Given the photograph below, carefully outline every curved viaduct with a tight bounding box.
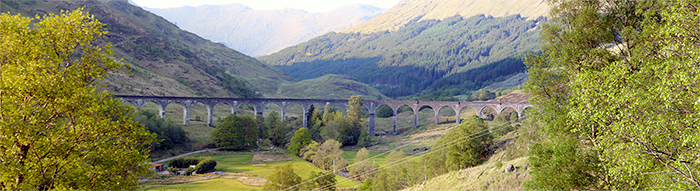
[116,95,533,136]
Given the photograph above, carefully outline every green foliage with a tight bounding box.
[266,14,542,97]
[195,158,217,174]
[0,9,155,190]
[525,0,700,189]
[169,157,200,168]
[349,148,377,181]
[470,89,496,101]
[185,167,195,176]
[428,115,492,172]
[525,136,600,190]
[376,105,394,118]
[211,114,258,151]
[306,171,337,191]
[301,140,348,172]
[357,131,371,148]
[263,163,302,191]
[167,167,178,174]
[267,111,287,146]
[288,128,314,156]
[134,110,189,151]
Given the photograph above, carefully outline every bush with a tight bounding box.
[167,167,178,175]
[185,167,195,176]
[169,157,200,168]
[195,159,217,174]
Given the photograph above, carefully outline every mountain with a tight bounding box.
[1,0,296,98]
[343,0,549,33]
[274,74,390,100]
[147,4,385,57]
[261,14,544,98]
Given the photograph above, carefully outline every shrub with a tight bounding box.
[167,167,178,175]
[195,159,217,174]
[169,157,200,168]
[185,167,195,176]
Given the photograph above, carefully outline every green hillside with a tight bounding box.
[273,74,391,100]
[1,0,295,97]
[261,14,543,97]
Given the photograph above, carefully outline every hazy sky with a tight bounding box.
[130,0,402,12]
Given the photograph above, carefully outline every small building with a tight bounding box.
[150,164,165,172]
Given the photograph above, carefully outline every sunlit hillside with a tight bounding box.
[343,0,549,33]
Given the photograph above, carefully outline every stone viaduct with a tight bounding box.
[116,95,533,136]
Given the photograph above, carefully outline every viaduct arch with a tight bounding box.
[116,95,533,136]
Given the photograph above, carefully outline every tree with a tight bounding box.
[263,163,302,191]
[300,141,320,162]
[306,140,347,172]
[349,148,377,181]
[525,0,700,189]
[211,114,257,150]
[425,115,491,173]
[0,9,155,190]
[267,111,287,146]
[288,128,313,156]
[309,108,323,142]
[308,171,337,191]
[133,110,189,151]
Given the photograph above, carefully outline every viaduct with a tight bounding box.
[116,95,533,136]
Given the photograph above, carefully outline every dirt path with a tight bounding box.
[149,149,214,164]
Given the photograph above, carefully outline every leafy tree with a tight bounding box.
[288,128,313,156]
[134,110,189,151]
[300,141,320,162]
[309,108,323,142]
[425,115,491,173]
[211,114,257,150]
[525,0,700,189]
[304,140,347,172]
[256,115,267,139]
[349,148,377,181]
[263,163,302,191]
[357,131,371,147]
[307,171,337,191]
[0,9,155,190]
[267,111,287,146]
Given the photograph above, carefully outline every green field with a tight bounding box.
[141,150,388,190]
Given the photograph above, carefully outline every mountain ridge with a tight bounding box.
[1,0,295,98]
[147,3,386,56]
[343,0,548,34]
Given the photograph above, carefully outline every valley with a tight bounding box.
[8,0,695,190]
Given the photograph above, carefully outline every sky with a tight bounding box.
[130,0,402,12]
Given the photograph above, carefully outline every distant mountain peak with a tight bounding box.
[148,4,385,56]
[343,0,549,33]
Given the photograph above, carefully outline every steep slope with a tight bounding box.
[344,0,548,33]
[262,14,543,97]
[148,4,385,57]
[1,0,295,97]
[273,74,390,100]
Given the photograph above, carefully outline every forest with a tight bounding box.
[264,14,543,98]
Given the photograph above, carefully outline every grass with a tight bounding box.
[141,151,361,190]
